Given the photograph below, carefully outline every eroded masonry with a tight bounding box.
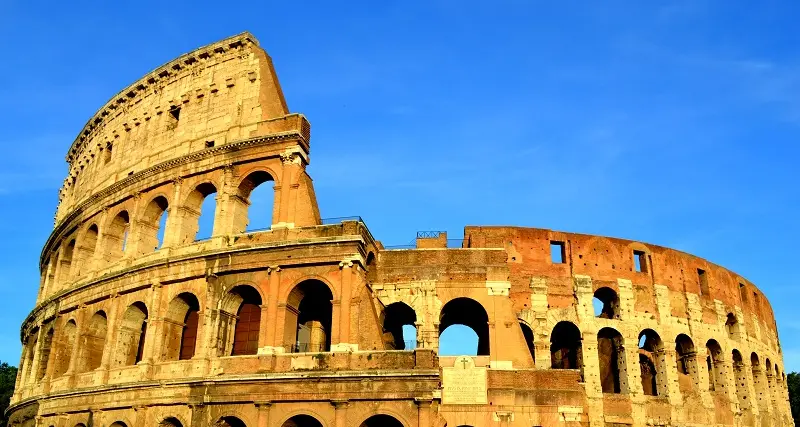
[8,33,793,427]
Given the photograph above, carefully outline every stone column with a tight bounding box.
[331,400,349,427]
[331,259,354,351]
[216,164,238,236]
[141,283,164,369]
[262,266,282,352]
[416,399,432,427]
[255,402,271,427]
[162,178,184,248]
[27,325,47,388]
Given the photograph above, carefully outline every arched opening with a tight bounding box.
[597,327,625,393]
[35,327,54,381]
[112,302,148,367]
[162,293,201,361]
[56,239,76,284]
[75,225,99,276]
[52,319,77,377]
[638,329,664,396]
[751,352,767,410]
[732,349,750,408]
[439,298,489,356]
[109,422,127,427]
[550,321,582,372]
[593,287,619,319]
[765,358,775,404]
[78,311,107,372]
[675,334,698,392]
[365,252,377,284]
[706,339,725,392]
[285,280,333,352]
[22,329,38,384]
[139,196,169,253]
[216,285,263,356]
[159,417,183,427]
[105,211,130,262]
[725,313,739,339]
[383,302,417,350]
[234,171,275,233]
[182,183,217,243]
[281,415,322,427]
[519,321,536,365]
[360,415,404,427]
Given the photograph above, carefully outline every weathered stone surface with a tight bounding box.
[8,33,793,427]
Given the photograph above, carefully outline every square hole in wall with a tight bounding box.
[550,241,565,264]
[698,268,709,296]
[634,250,647,273]
[205,140,215,148]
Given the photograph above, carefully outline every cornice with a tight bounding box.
[66,32,258,164]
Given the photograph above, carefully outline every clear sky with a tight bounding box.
[0,1,798,371]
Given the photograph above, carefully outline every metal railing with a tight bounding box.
[321,216,363,224]
[416,230,445,238]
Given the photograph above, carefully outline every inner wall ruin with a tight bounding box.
[8,32,793,427]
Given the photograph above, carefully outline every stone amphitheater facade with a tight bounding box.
[7,32,793,427]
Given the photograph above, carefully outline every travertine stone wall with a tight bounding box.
[9,33,792,427]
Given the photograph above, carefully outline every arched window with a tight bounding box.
[234,171,275,233]
[162,293,201,361]
[732,349,750,408]
[52,319,77,377]
[78,311,107,372]
[139,196,169,253]
[181,183,217,243]
[105,211,130,262]
[675,334,698,391]
[765,358,775,404]
[360,415,404,427]
[638,329,664,396]
[597,327,625,393]
[217,417,247,427]
[519,321,536,364]
[34,327,54,381]
[551,321,582,372]
[706,339,725,392]
[159,417,183,427]
[365,252,377,284]
[22,329,38,384]
[593,287,619,319]
[725,313,739,339]
[75,225,99,276]
[281,415,322,427]
[439,298,490,356]
[113,302,148,367]
[383,302,417,350]
[109,422,127,427]
[218,285,262,356]
[286,280,333,353]
[751,353,767,410]
[56,240,76,284]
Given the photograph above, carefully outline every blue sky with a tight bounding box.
[0,1,798,371]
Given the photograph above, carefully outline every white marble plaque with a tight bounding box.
[442,356,488,404]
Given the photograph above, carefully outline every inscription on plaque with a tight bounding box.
[442,356,487,405]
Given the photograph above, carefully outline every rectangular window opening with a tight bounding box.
[169,106,181,121]
[698,268,709,296]
[205,140,215,148]
[550,241,566,264]
[634,250,647,273]
[739,282,747,302]
[104,144,113,164]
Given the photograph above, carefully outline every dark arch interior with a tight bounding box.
[160,417,183,427]
[550,321,582,370]
[519,321,535,363]
[218,417,247,427]
[638,329,662,396]
[597,327,623,393]
[360,415,404,427]
[593,287,619,319]
[281,415,323,427]
[288,280,333,352]
[439,297,489,356]
[383,302,417,350]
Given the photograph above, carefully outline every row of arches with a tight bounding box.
[591,288,742,339]
[546,320,788,405]
[19,280,334,387]
[42,170,278,296]
[78,414,405,427]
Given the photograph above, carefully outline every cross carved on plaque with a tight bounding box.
[460,358,470,369]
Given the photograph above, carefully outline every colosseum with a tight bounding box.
[6,32,794,427]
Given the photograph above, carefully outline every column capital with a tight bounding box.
[330,399,350,409]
